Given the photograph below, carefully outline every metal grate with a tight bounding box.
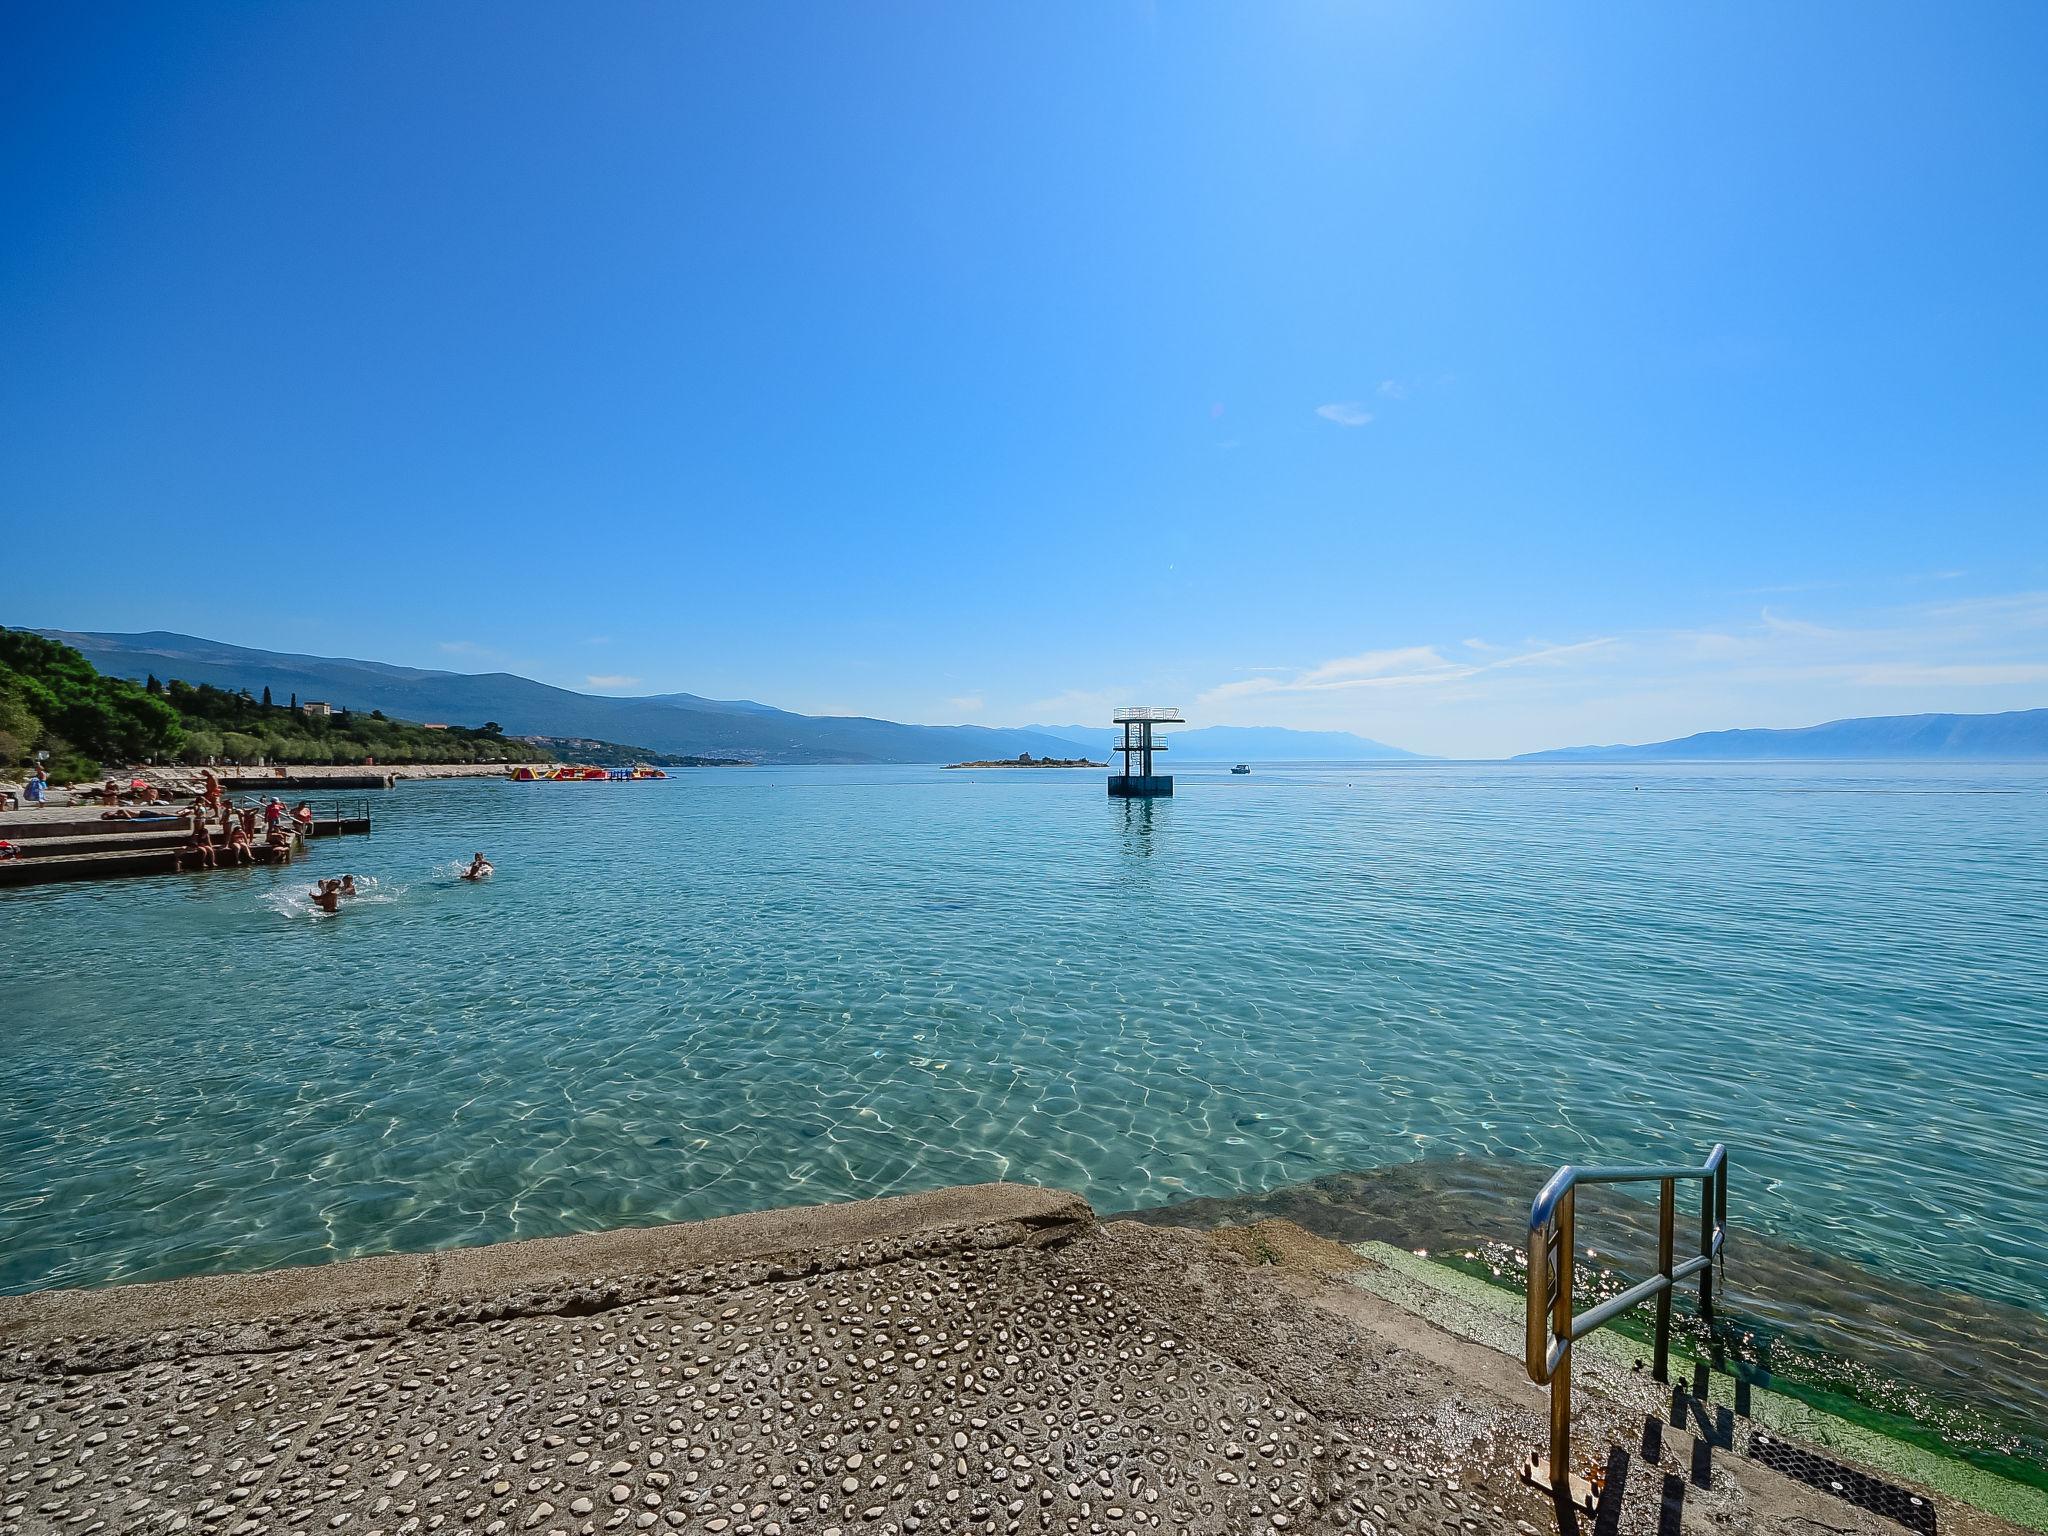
[1749,1431,1936,1535]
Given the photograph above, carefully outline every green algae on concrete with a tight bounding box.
[1350,1241,2048,1534]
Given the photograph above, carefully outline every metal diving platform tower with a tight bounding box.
[1108,707,1180,798]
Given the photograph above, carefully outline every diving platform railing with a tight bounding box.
[1523,1143,1728,1508]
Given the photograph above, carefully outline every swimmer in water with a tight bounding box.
[310,878,341,914]
[461,851,493,881]
[339,874,358,897]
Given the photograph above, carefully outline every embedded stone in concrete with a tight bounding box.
[0,1185,2015,1536]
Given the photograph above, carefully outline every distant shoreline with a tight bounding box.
[942,756,1106,770]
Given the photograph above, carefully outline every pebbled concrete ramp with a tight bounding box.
[0,1185,2029,1536]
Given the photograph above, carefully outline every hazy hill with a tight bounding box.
[1036,724,1422,761]
[1514,708,2048,762]
[38,630,1093,765]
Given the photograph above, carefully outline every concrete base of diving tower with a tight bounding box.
[1107,774,1173,797]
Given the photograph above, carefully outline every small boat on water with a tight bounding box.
[1231,763,1251,775]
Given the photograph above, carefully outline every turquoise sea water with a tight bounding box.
[3,763,2044,1333]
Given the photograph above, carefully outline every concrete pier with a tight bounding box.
[0,816,367,887]
[0,1184,2022,1536]
[216,772,398,791]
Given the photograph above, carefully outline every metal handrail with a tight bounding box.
[1523,1144,1727,1506]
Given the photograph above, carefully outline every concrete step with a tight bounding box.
[0,812,192,840]
[6,828,196,856]
[0,841,298,886]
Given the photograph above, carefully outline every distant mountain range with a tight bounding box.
[39,631,1092,765]
[1035,724,1420,761]
[41,630,2038,764]
[1514,708,2048,762]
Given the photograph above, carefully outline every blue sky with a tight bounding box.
[5,2,2044,757]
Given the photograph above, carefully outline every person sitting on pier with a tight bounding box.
[238,804,258,839]
[263,822,291,862]
[226,819,255,865]
[292,800,315,838]
[310,878,341,914]
[179,820,218,871]
[461,851,494,881]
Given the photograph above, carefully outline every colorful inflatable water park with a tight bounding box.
[510,765,668,782]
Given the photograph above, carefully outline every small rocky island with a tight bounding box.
[943,752,1106,769]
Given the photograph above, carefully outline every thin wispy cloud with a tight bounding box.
[438,640,490,656]
[947,693,985,714]
[1376,379,1408,399]
[1314,401,1373,427]
[584,674,641,691]
[1794,662,2048,687]
[1202,639,1613,704]
[1920,590,2048,625]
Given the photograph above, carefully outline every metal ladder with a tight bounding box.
[1523,1144,1729,1508]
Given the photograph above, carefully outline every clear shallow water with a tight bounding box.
[2,763,2044,1332]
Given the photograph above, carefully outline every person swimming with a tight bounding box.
[338,874,358,897]
[461,852,494,881]
[310,878,341,914]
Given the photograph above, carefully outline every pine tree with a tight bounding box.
[290,692,298,711]
[262,686,273,708]
[146,674,161,694]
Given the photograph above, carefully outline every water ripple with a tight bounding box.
[1,761,2043,1349]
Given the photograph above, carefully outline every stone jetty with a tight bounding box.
[0,810,368,887]
[0,1185,2029,1536]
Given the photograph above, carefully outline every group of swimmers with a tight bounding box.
[309,874,361,913]
[305,854,490,914]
